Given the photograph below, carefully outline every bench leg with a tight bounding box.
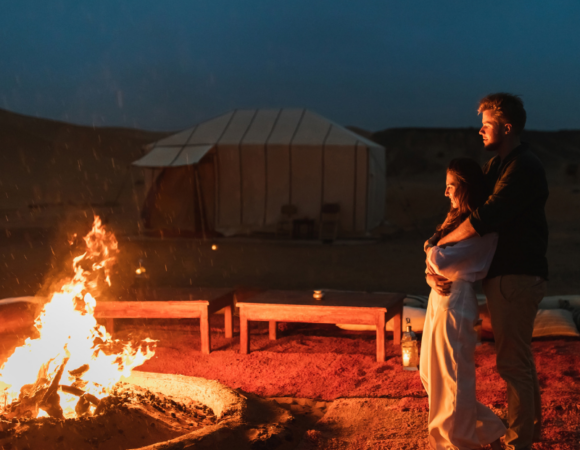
[393,305,402,350]
[240,310,249,354]
[200,309,211,354]
[224,304,233,339]
[376,312,386,362]
[269,321,278,340]
[106,318,115,336]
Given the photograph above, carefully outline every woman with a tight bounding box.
[421,158,505,450]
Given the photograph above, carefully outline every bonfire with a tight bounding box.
[0,216,156,420]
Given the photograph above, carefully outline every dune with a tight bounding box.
[0,108,169,231]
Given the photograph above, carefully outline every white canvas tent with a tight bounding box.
[133,109,386,236]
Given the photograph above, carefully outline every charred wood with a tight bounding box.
[59,386,99,406]
[39,391,63,420]
[75,395,92,417]
[68,364,89,378]
[38,357,68,419]
[60,385,85,397]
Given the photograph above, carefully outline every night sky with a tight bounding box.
[1,1,579,132]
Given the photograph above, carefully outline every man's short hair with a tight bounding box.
[478,93,526,135]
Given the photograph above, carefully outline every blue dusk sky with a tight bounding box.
[1,1,579,131]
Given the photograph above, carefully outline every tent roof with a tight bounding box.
[133,109,383,168]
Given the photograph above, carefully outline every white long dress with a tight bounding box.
[420,234,506,450]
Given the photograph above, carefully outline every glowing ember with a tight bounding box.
[0,216,156,419]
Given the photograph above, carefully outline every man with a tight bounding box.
[435,93,549,450]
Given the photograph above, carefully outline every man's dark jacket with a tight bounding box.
[469,143,549,280]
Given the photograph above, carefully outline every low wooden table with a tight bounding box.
[94,287,234,354]
[237,290,405,362]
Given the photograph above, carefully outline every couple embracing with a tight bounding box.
[421,93,548,450]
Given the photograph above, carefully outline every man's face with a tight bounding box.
[479,110,505,152]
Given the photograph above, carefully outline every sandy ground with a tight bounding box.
[112,320,580,449]
[4,315,580,449]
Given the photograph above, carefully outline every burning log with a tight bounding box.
[82,393,100,406]
[60,385,100,405]
[75,395,92,416]
[4,358,70,420]
[4,394,40,419]
[59,384,101,417]
[39,391,63,419]
[4,363,50,419]
[38,357,69,420]
[60,385,85,397]
[68,364,89,378]
[68,364,91,391]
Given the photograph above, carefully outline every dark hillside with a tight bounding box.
[0,108,169,213]
[372,127,580,183]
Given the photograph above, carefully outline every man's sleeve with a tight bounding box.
[469,158,538,236]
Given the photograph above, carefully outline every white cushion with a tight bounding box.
[480,304,579,338]
[0,296,42,307]
[533,309,580,338]
[403,295,428,309]
[539,295,580,310]
[336,306,426,333]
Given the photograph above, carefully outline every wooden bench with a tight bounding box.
[237,290,405,362]
[94,287,234,354]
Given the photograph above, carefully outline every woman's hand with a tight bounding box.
[425,273,452,296]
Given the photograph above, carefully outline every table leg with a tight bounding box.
[240,309,249,354]
[376,311,386,362]
[269,321,278,340]
[393,304,402,349]
[200,308,211,354]
[224,304,233,339]
[106,318,115,336]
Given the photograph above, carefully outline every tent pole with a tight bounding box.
[194,166,207,240]
[190,166,196,235]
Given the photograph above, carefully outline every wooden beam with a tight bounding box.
[194,166,207,240]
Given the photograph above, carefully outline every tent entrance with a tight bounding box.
[141,161,217,238]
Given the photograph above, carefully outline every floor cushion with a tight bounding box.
[336,306,426,333]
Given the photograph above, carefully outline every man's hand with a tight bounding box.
[437,218,478,247]
[424,232,440,253]
[426,273,452,296]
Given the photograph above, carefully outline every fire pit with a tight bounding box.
[0,217,298,449]
[0,217,156,421]
[0,371,249,450]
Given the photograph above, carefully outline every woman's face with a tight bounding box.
[445,171,458,209]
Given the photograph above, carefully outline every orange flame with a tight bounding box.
[0,216,155,418]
